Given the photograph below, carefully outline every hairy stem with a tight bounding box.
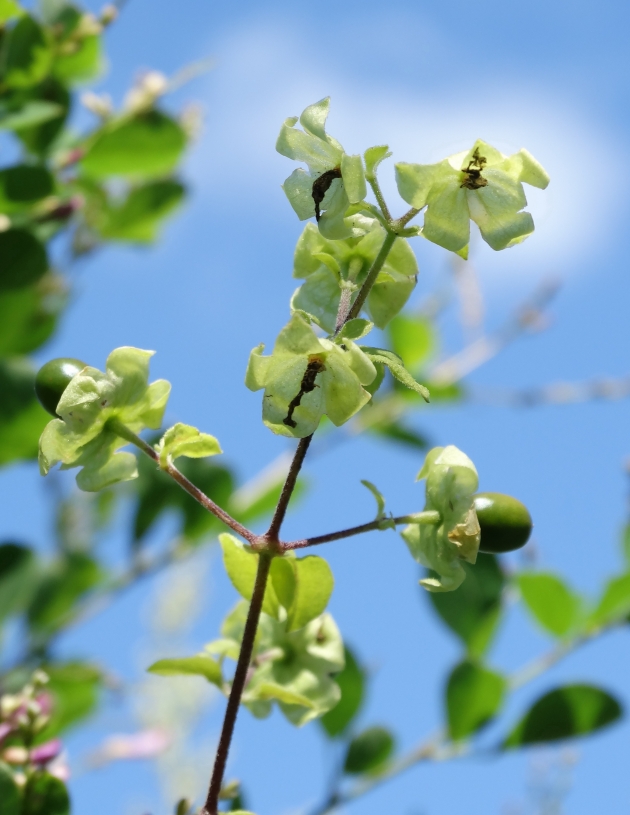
[283,510,440,550]
[202,553,272,815]
[367,176,392,221]
[108,419,255,542]
[347,231,397,321]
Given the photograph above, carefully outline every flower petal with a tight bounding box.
[422,180,470,252]
[395,159,456,209]
[500,148,550,189]
[340,153,366,203]
[467,169,532,250]
[282,168,317,220]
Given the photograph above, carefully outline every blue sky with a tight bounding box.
[3,0,630,813]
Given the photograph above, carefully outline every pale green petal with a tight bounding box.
[385,235,419,278]
[292,222,333,278]
[318,183,352,240]
[291,269,340,334]
[368,269,416,329]
[76,450,138,491]
[302,613,345,670]
[500,148,549,189]
[323,341,376,387]
[56,368,111,431]
[456,139,505,169]
[134,379,171,429]
[106,346,153,405]
[283,168,317,220]
[245,344,271,391]
[158,422,222,466]
[422,180,470,252]
[263,356,325,438]
[467,169,531,251]
[395,159,456,209]
[273,312,323,357]
[320,351,372,426]
[276,117,341,172]
[364,145,391,180]
[299,97,331,142]
[341,153,367,204]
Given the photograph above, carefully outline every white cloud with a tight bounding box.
[188,17,624,286]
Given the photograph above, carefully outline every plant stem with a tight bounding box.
[283,511,440,550]
[107,419,255,543]
[265,434,313,542]
[202,553,273,815]
[347,231,397,321]
[367,176,392,222]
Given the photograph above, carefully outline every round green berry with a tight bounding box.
[35,358,87,417]
[474,492,532,554]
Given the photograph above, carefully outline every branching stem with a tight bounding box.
[347,231,397,321]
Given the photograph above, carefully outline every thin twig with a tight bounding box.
[265,435,313,542]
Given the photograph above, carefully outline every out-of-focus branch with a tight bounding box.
[468,376,630,408]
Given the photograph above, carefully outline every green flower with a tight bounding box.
[38,347,170,491]
[245,312,376,438]
[276,97,367,240]
[401,445,481,592]
[207,600,344,727]
[395,140,549,255]
[291,220,417,332]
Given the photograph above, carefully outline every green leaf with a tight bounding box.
[336,318,373,342]
[53,32,102,84]
[0,165,54,211]
[369,420,429,451]
[388,314,435,370]
[220,534,280,619]
[87,179,186,243]
[81,111,187,179]
[516,572,582,637]
[360,346,430,401]
[0,0,22,24]
[320,646,365,737]
[589,572,630,627]
[0,357,49,466]
[284,555,334,632]
[3,15,53,88]
[0,275,64,356]
[158,422,222,467]
[344,726,395,775]
[40,662,102,739]
[148,655,222,688]
[0,542,37,621]
[21,772,69,815]
[27,553,103,633]
[504,685,622,747]
[0,100,63,131]
[427,554,505,657]
[446,660,506,740]
[14,80,69,154]
[0,762,21,815]
[364,145,392,180]
[0,230,48,291]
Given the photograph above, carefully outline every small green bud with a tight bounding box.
[35,358,87,417]
[474,492,533,553]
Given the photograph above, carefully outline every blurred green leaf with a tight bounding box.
[0,274,65,356]
[344,726,395,775]
[0,761,21,815]
[369,419,429,451]
[15,79,70,154]
[81,111,187,179]
[3,15,53,89]
[0,100,63,131]
[92,180,186,243]
[516,572,582,637]
[0,165,54,211]
[230,473,307,527]
[446,660,506,741]
[27,553,103,633]
[148,655,222,688]
[22,772,69,815]
[388,314,434,370]
[0,229,48,291]
[0,0,22,24]
[53,12,102,85]
[320,646,365,737]
[589,572,630,627]
[0,542,38,620]
[40,661,102,739]
[427,554,504,657]
[0,357,50,465]
[504,684,622,747]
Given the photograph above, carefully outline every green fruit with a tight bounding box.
[35,357,87,417]
[474,492,532,554]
